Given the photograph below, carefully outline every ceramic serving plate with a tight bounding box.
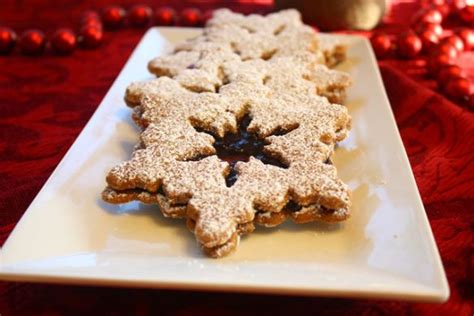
[0,27,449,302]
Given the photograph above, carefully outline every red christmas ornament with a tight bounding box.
[397,31,422,58]
[0,27,17,54]
[370,33,392,58]
[128,5,153,27]
[102,5,126,29]
[154,6,176,26]
[435,42,460,59]
[416,22,443,37]
[418,8,443,24]
[451,0,467,11]
[441,35,465,52]
[19,29,46,55]
[459,5,474,23]
[445,77,471,100]
[457,28,474,50]
[427,53,455,74]
[436,65,463,84]
[419,29,439,51]
[180,8,202,26]
[78,25,103,48]
[52,28,76,54]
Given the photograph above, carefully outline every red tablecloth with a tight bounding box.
[0,1,473,315]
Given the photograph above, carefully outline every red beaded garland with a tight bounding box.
[445,77,471,100]
[397,31,422,58]
[457,28,474,50]
[419,29,440,50]
[128,5,153,27]
[102,6,126,29]
[0,27,17,54]
[154,6,176,26]
[78,25,103,48]
[370,33,392,58]
[52,29,77,54]
[180,8,202,27]
[19,29,46,55]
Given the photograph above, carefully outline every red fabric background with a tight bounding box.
[0,1,473,315]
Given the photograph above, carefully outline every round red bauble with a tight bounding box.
[435,42,460,59]
[418,8,443,24]
[78,25,103,48]
[451,0,467,11]
[427,53,455,74]
[457,28,474,50]
[180,8,202,26]
[128,5,152,27]
[154,6,176,26]
[460,5,474,23]
[52,28,76,54]
[445,77,471,100]
[437,65,463,84]
[19,29,46,55]
[419,29,439,51]
[80,10,101,27]
[416,22,443,37]
[370,33,392,58]
[441,35,465,52]
[102,5,125,29]
[0,27,17,54]
[397,32,422,58]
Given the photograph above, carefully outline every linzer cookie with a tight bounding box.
[105,65,350,255]
[173,9,319,61]
[147,9,351,103]
[103,9,353,258]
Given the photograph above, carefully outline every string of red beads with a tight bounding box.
[0,6,203,56]
[370,0,474,109]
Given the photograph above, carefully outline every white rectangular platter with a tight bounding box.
[0,27,449,302]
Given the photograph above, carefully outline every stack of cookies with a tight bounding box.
[103,9,353,258]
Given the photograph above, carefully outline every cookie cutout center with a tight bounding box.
[196,115,288,187]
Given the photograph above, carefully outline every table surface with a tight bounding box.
[0,1,473,315]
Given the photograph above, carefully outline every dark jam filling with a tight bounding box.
[194,115,332,187]
[213,115,288,187]
[194,115,287,187]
